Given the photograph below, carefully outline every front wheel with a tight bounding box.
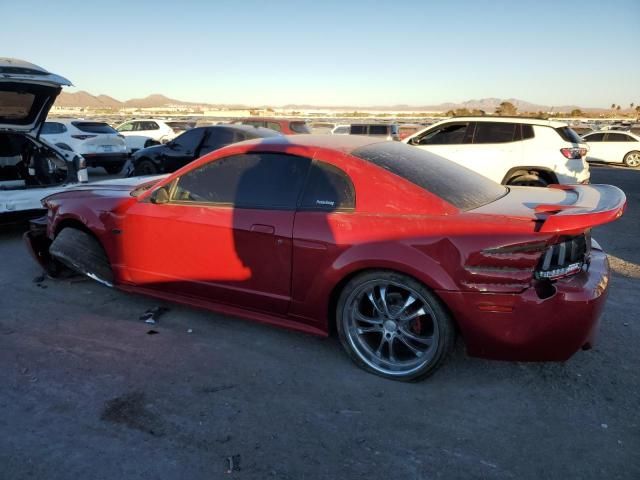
[134,159,158,176]
[623,151,640,168]
[336,271,455,381]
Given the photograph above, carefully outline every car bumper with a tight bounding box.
[437,243,610,361]
[82,153,129,167]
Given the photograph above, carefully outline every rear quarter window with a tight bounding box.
[352,141,507,211]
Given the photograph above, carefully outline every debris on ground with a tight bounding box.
[225,454,241,473]
[139,306,170,324]
[146,329,159,335]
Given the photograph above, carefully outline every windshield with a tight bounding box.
[352,141,507,211]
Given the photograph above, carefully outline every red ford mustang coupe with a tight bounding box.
[25,135,625,381]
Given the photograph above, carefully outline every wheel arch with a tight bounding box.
[501,166,558,185]
[326,262,457,337]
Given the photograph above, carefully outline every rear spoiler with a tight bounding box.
[535,184,626,233]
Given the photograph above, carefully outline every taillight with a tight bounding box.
[560,147,587,159]
[535,233,590,280]
[71,134,97,140]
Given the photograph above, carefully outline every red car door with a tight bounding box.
[119,152,312,315]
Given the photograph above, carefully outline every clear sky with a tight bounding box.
[1,0,638,107]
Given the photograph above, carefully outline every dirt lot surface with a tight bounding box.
[1,165,638,479]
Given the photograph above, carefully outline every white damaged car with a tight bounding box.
[0,58,87,219]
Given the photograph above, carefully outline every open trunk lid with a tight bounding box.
[0,58,71,135]
[471,184,626,234]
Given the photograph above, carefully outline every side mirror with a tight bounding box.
[150,187,170,204]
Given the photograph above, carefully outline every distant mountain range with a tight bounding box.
[55,91,613,113]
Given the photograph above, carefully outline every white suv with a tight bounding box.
[404,117,590,186]
[41,119,128,174]
[115,119,176,153]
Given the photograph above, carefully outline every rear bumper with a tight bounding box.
[82,153,128,167]
[437,247,610,361]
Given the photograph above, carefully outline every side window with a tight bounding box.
[145,121,160,130]
[472,122,518,144]
[172,153,311,209]
[369,125,388,135]
[350,125,366,135]
[200,128,235,152]
[266,121,282,132]
[416,123,470,145]
[605,133,630,142]
[244,121,263,128]
[300,161,355,211]
[521,124,535,140]
[172,128,205,150]
[41,122,67,134]
[133,122,145,131]
[117,122,134,132]
[606,133,636,142]
[585,133,604,142]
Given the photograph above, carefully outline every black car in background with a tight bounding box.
[126,125,281,176]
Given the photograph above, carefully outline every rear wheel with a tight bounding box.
[507,173,548,187]
[49,228,114,287]
[134,159,158,176]
[623,151,640,168]
[336,271,455,381]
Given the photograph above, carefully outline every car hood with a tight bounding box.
[132,144,165,158]
[0,58,72,135]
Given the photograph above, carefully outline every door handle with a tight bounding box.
[250,224,275,235]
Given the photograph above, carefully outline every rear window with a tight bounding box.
[290,121,311,134]
[72,122,117,134]
[352,141,507,211]
[0,83,57,125]
[555,127,583,144]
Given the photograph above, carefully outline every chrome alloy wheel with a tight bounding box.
[624,152,640,168]
[342,280,439,377]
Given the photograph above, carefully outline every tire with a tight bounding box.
[104,164,123,175]
[134,159,158,176]
[336,270,455,381]
[623,151,640,168]
[49,228,114,287]
[506,173,548,187]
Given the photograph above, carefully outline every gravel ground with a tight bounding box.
[0,165,638,480]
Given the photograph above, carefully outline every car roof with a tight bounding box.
[234,134,386,153]
[586,130,640,138]
[433,116,569,128]
[45,118,110,125]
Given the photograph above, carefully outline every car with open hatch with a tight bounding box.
[25,136,625,381]
[0,58,87,220]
